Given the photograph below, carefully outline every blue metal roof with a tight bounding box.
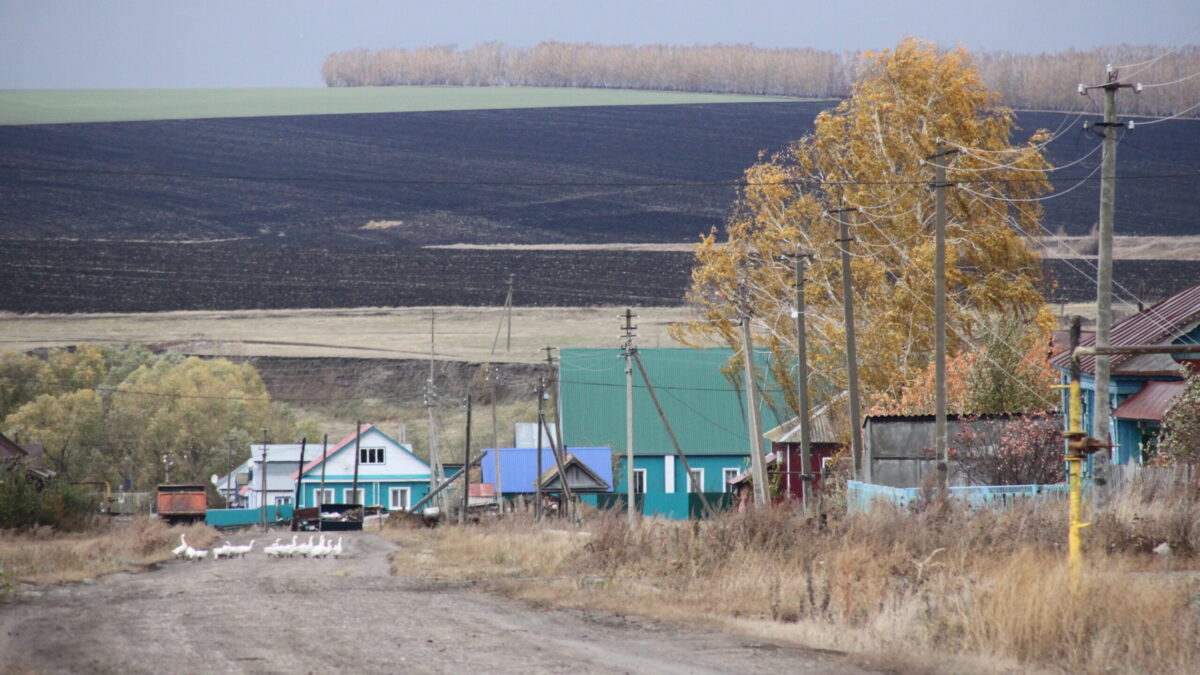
[480,447,613,494]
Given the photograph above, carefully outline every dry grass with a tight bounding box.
[388,484,1200,674]
[0,517,218,586]
[1035,235,1200,260]
[0,305,702,363]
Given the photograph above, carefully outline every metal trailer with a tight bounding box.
[155,484,207,525]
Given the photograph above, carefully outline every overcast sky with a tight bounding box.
[2,0,1197,89]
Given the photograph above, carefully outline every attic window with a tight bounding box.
[360,447,385,465]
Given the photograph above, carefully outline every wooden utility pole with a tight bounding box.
[461,396,472,524]
[539,412,574,519]
[292,437,307,517]
[226,437,235,508]
[632,352,715,518]
[737,292,770,507]
[543,346,574,519]
[834,204,864,480]
[929,141,957,497]
[535,377,545,520]
[318,434,328,529]
[1081,66,1139,493]
[351,420,362,507]
[491,274,515,354]
[621,309,638,522]
[490,366,502,511]
[787,247,814,509]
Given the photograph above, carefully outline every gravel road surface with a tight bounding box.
[0,532,878,674]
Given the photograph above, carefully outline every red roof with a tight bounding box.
[291,424,373,480]
[1112,381,1186,421]
[1051,282,1200,374]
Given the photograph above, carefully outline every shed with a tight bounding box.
[536,454,612,494]
[480,447,613,495]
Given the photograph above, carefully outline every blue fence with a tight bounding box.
[206,505,294,528]
[846,481,1069,513]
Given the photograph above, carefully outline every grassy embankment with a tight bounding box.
[0,518,218,591]
[0,87,792,126]
[387,478,1200,673]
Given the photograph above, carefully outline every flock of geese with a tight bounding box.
[171,533,345,561]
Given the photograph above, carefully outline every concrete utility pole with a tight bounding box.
[490,366,502,512]
[535,377,545,520]
[491,274,515,354]
[426,311,446,513]
[786,247,815,509]
[833,204,864,480]
[929,141,957,498]
[259,429,269,528]
[1081,66,1140,493]
[737,280,770,507]
[621,309,638,523]
[461,396,472,524]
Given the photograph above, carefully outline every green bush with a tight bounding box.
[0,467,93,531]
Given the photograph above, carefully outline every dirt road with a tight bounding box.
[1,532,877,674]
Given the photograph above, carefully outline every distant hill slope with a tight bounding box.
[1,103,1196,244]
[0,87,792,125]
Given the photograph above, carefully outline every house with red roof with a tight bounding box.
[294,423,433,512]
[1050,282,1200,465]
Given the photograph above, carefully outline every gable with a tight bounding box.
[299,425,429,479]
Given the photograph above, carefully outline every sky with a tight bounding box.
[1,0,1197,89]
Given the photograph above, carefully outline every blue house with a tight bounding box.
[1050,282,1200,465]
[480,447,613,503]
[294,424,433,512]
[559,347,791,519]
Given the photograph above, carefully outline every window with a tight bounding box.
[631,469,647,495]
[360,447,385,464]
[314,488,334,506]
[274,496,291,506]
[389,487,410,510]
[723,468,740,493]
[687,468,705,494]
[344,488,364,505]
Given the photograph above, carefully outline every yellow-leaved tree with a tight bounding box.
[671,39,1057,414]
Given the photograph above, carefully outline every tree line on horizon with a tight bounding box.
[321,41,1200,118]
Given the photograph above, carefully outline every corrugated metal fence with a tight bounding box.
[846,481,1069,513]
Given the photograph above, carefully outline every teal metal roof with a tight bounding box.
[560,348,792,456]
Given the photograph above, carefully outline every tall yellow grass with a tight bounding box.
[389,484,1200,673]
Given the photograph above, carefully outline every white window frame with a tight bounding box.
[687,467,705,494]
[389,487,411,510]
[344,488,364,505]
[274,495,292,506]
[360,447,385,465]
[723,468,740,493]
[631,468,647,495]
[314,488,334,506]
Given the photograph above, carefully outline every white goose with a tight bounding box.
[263,538,284,559]
[233,539,256,558]
[213,540,234,560]
[278,535,299,558]
[310,535,329,558]
[185,545,208,561]
[171,534,189,558]
[331,537,344,559]
[293,535,315,558]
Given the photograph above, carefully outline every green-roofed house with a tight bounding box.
[559,347,792,519]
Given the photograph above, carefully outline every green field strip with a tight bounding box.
[0,87,799,125]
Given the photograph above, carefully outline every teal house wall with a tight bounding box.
[295,424,434,512]
[561,347,790,519]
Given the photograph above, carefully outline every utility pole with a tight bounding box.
[621,309,638,523]
[786,247,814,509]
[490,366,502,512]
[491,274,515,354]
[226,437,235,508]
[426,310,446,513]
[543,346,573,519]
[535,377,545,520]
[351,420,361,507]
[461,396,472,524]
[929,141,957,498]
[833,203,864,480]
[259,428,269,528]
[737,280,769,507]
[1081,66,1140,494]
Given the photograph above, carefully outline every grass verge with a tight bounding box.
[0,517,218,589]
[386,481,1200,674]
